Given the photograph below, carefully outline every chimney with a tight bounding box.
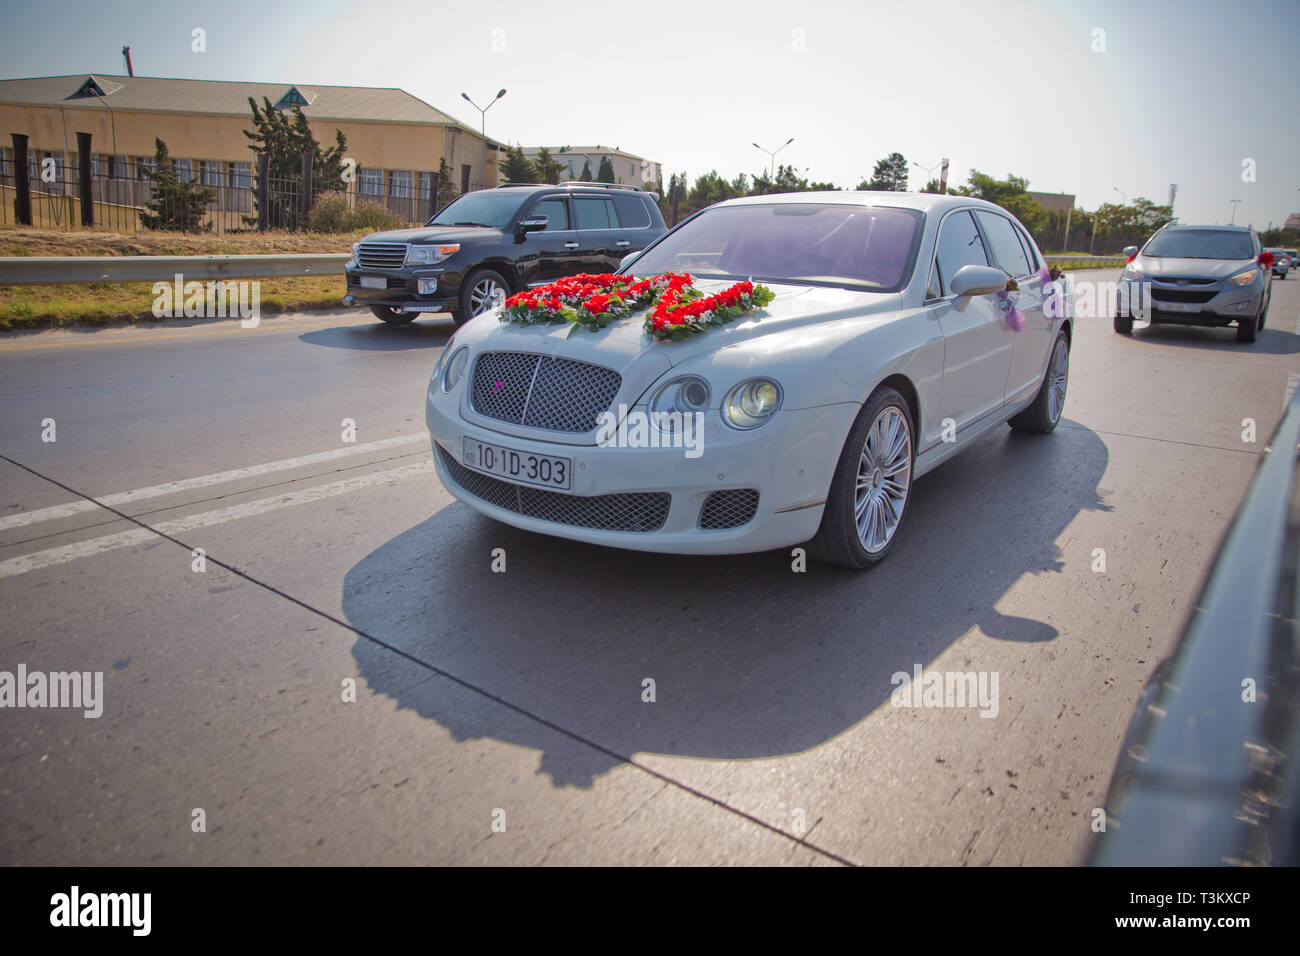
[122,46,133,77]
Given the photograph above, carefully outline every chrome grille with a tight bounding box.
[699,489,760,529]
[471,351,621,434]
[439,448,669,532]
[357,241,408,271]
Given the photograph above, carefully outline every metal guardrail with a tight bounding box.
[1043,254,1126,267]
[0,254,350,286]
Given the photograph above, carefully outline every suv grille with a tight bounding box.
[357,241,408,271]
[471,352,622,433]
[699,489,760,529]
[438,447,669,532]
[1151,288,1217,304]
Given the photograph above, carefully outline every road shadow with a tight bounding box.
[343,418,1111,787]
[300,315,455,351]
[1130,324,1300,355]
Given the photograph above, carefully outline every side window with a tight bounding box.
[1014,223,1041,271]
[934,211,990,296]
[975,211,1032,277]
[575,197,615,229]
[531,197,569,230]
[611,194,651,228]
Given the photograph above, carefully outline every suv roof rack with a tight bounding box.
[555,181,646,192]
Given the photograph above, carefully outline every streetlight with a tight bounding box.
[910,157,949,192]
[461,88,506,189]
[1229,199,1242,225]
[911,159,941,190]
[1112,186,1127,204]
[753,137,793,179]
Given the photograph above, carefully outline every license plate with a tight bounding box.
[1160,301,1201,313]
[462,437,571,491]
[360,275,386,290]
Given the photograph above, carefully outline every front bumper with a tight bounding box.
[343,261,462,312]
[425,381,859,555]
[1117,277,1262,326]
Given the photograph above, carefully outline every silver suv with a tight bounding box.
[1115,225,1272,343]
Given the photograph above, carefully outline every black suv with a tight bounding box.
[343,182,667,325]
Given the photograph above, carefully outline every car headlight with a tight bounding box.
[1121,265,1144,280]
[723,378,782,429]
[406,244,460,266]
[440,347,469,392]
[649,376,711,422]
[349,242,360,266]
[1227,269,1257,286]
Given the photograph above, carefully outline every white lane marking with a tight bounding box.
[1294,312,1300,335]
[0,433,427,531]
[0,458,432,579]
[1285,373,1300,410]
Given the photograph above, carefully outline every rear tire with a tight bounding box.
[1009,330,1070,433]
[808,386,914,569]
[1114,311,1133,335]
[370,305,414,325]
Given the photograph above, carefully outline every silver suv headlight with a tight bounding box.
[349,242,360,267]
[406,244,460,266]
[723,378,782,429]
[1227,269,1257,286]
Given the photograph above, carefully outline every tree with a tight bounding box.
[498,145,536,184]
[435,156,458,210]
[597,156,616,183]
[532,147,564,185]
[859,152,908,191]
[139,138,215,232]
[579,160,593,182]
[243,97,347,230]
[920,178,945,194]
[954,169,1048,233]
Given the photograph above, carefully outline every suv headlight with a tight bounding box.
[349,242,360,267]
[440,347,469,392]
[1227,269,1257,286]
[1121,264,1144,280]
[724,378,782,429]
[407,244,460,266]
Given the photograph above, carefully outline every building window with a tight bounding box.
[137,155,156,180]
[175,159,194,183]
[359,167,382,196]
[390,169,414,198]
[230,162,251,189]
[630,161,635,178]
[460,164,471,194]
[418,172,432,200]
[200,160,223,187]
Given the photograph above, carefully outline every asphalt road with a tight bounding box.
[2,270,1297,865]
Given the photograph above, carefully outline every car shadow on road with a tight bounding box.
[1128,324,1300,355]
[299,316,455,351]
[342,418,1111,787]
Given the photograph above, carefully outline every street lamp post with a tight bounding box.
[1229,199,1242,225]
[461,88,506,190]
[909,157,949,193]
[753,138,793,180]
[1112,186,1127,204]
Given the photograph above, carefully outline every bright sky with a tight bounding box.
[2,0,1297,229]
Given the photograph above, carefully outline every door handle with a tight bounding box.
[615,240,630,248]
[563,242,579,249]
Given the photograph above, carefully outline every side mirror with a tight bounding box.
[618,251,641,272]
[1122,246,1138,259]
[516,216,548,240]
[949,264,1010,297]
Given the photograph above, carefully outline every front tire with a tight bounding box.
[1009,330,1069,433]
[1237,310,1258,343]
[808,387,914,569]
[370,305,414,325]
[459,268,510,320]
[1114,311,1133,335]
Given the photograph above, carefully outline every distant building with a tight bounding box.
[523,145,661,189]
[1285,212,1300,230]
[1025,190,1076,215]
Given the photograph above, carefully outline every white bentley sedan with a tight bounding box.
[426,192,1071,568]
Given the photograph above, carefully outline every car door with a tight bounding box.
[610,193,658,263]
[974,210,1050,401]
[573,195,622,273]
[928,209,1014,433]
[517,194,585,285]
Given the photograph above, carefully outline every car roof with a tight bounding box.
[715,190,1013,217]
[1160,223,1252,232]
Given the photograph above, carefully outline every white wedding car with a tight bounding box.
[426,192,1071,568]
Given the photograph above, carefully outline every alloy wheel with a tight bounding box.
[855,406,912,554]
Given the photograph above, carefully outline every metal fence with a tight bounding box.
[0,150,470,234]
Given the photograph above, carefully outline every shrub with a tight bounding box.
[307,195,409,233]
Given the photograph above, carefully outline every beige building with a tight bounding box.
[1025,190,1076,215]
[522,145,661,189]
[0,73,503,228]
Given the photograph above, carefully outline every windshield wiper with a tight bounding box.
[450,221,491,227]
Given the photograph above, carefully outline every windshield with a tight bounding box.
[428,191,525,228]
[1142,230,1254,259]
[627,203,922,292]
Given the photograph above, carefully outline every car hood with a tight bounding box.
[1137,256,1256,279]
[361,225,495,244]
[454,279,901,427]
